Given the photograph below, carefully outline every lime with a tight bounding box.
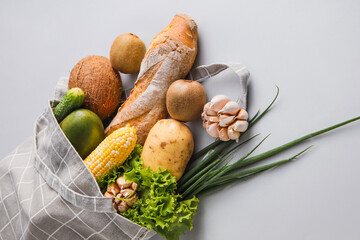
[60,109,104,159]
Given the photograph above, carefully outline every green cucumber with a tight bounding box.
[53,87,85,122]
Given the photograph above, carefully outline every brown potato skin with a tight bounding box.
[141,119,194,181]
[68,55,122,120]
[166,80,206,122]
[110,33,146,74]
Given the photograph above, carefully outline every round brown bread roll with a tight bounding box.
[68,55,122,120]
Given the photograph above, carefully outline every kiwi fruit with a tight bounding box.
[110,33,146,74]
[166,79,206,122]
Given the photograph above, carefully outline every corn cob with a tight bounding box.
[84,125,137,179]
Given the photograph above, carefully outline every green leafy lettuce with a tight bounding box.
[97,144,199,240]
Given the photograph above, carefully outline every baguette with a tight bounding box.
[105,14,198,145]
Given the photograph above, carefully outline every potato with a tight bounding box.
[141,119,194,181]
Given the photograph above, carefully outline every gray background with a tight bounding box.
[1,0,360,239]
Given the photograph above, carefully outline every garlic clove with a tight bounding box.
[114,193,122,205]
[228,127,240,140]
[107,182,120,195]
[206,122,221,138]
[131,182,138,191]
[121,189,135,198]
[203,102,210,111]
[231,120,249,133]
[116,176,126,185]
[237,109,248,121]
[206,109,218,116]
[203,102,217,116]
[116,177,132,189]
[203,121,209,129]
[209,95,230,112]
[219,114,236,127]
[104,191,114,198]
[126,194,138,207]
[118,201,129,213]
[218,127,230,141]
[203,113,220,123]
[218,101,241,115]
[201,112,206,121]
[113,203,118,211]
[208,116,220,123]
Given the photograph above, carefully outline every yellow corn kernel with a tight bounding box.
[84,125,137,179]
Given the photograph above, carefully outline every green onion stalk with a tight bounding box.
[177,87,360,199]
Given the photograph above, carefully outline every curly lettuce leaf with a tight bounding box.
[123,165,199,240]
[97,144,198,240]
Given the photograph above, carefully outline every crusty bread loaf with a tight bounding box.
[105,14,198,145]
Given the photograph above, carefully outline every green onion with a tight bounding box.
[179,86,360,199]
[181,157,227,198]
[248,85,279,129]
[181,134,270,198]
[178,134,259,194]
[209,146,313,188]
[177,141,233,187]
[228,115,360,173]
[188,140,222,163]
[197,146,312,197]
[177,157,223,193]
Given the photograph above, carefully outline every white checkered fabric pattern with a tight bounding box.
[0,64,249,240]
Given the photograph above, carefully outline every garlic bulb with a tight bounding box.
[104,177,138,213]
[202,95,248,141]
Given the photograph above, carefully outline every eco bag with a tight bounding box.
[0,63,249,240]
